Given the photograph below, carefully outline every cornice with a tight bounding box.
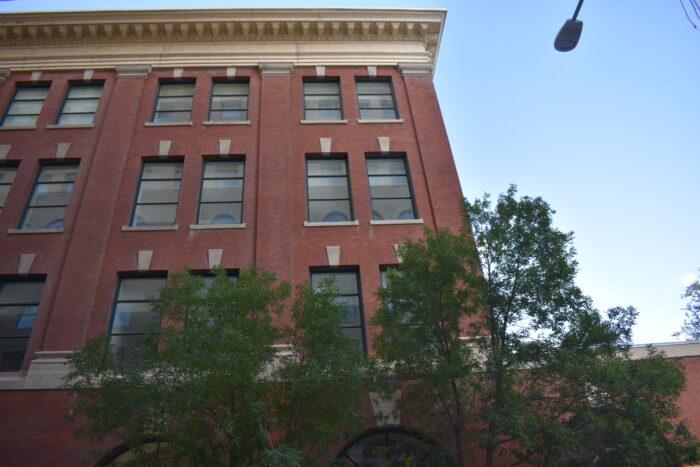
[0,8,445,72]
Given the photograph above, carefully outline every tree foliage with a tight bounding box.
[64,266,368,467]
[679,273,700,340]
[373,185,697,466]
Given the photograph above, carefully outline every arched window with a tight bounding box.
[335,427,452,466]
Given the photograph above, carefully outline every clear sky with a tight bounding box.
[2,0,698,344]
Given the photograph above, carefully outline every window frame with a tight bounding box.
[0,276,45,372]
[310,268,366,354]
[151,80,196,124]
[129,159,184,228]
[355,77,399,120]
[303,77,343,121]
[55,81,103,125]
[208,78,249,122]
[306,155,354,223]
[196,157,245,226]
[18,161,79,230]
[366,155,418,221]
[0,162,19,215]
[1,82,51,128]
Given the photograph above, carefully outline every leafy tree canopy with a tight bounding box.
[679,272,700,340]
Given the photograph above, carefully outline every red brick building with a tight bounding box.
[0,8,698,466]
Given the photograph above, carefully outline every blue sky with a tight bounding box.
[2,1,698,344]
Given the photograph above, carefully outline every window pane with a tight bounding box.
[62,99,99,114]
[305,109,342,120]
[68,86,102,98]
[358,95,395,109]
[307,159,346,176]
[142,163,182,180]
[156,97,193,112]
[203,161,244,178]
[198,203,242,225]
[308,200,351,222]
[2,115,38,127]
[112,303,160,334]
[137,180,181,204]
[356,81,391,94]
[38,166,77,183]
[305,95,340,110]
[371,199,415,221]
[57,114,95,125]
[304,82,339,95]
[0,185,10,207]
[14,88,49,100]
[308,177,349,200]
[209,110,246,121]
[0,337,30,371]
[211,96,247,110]
[213,83,248,95]
[153,111,191,123]
[359,108,397,119]
[0,282,43,305]
[201,179,243,202]
[21,207,66,229]
[7,101,44,115]
[368,176,411,198]
[109,334,152,366]
[133,204,177,226]
[340,327,363,350]
[29,183,73,206]
[159,84,194,97]
[118,278,165,301]
[367,159,407,175]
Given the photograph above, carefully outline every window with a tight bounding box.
[0,165,17,214]
[1,84,50,127]
[109,277,166,365]
[209,80,248,121]
[0,279,44,371]
[366,157,416,221]
[152,81,195,123]
[56,83,102,125]
[307,158,352,222]
[336,428,443,466]
[131,161,183,227]
[356,78,397,120]
[310,270,365,352]
[197,159,244,225]
[20,163,78,229]
[303,79,342,120]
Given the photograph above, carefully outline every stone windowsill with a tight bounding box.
[7,228,63,234]
[304,220,359,227]
[369,218,424,225]
[357,118,404,124]
[189,223,246,230]
[144,121,193,127]
[300,119,348,124]
[0,125,37,131]
[202,120,251,125]
[121,225,178,231]
[46,123,95,129]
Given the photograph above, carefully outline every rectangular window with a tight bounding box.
[209,80,248,122]
[109,277,166,365]
[0,279,44,371]
[307,158,352,223]
[304,79,342,120]
[56,83,103,125]
[131,161,183,227]
[310,270,365,352]
[20,163,78,230]
[367,157,416,221]
[1,84,50,127]
[152,81,195,123]
[356,78,397,120]
[197,159,244,225]
[0,165,18,214]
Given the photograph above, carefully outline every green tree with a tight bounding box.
[373,185,697,466]
[64,266,368,467]
[679,273,700,339]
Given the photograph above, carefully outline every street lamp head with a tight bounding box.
[554,19,583,52]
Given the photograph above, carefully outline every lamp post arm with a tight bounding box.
[572,0,585,21]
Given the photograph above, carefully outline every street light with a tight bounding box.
[554,0,585,52]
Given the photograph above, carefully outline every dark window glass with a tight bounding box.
[310,270,365,352]
[2,85,50,127]
[109,277,166,366]
[197,160,245,225]
[209,81,248,121]
[152,82,194,123]
[367,158,416,221]
[131,161,183,227]
[337,428,445,466]
[20,164,78,229]
[356,79,397,120]
[0,280,44,371]
[0,166,17,214]
[56,83,102,125]
[307,158,352,222]
[304,79,342,120]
